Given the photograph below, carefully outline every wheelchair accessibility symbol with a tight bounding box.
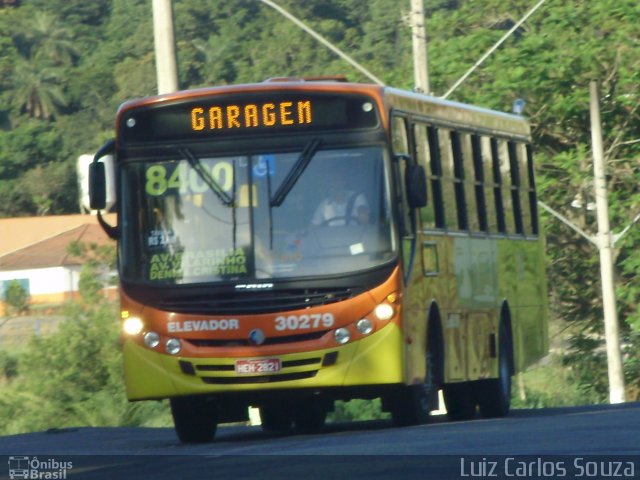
[253,155,276,178]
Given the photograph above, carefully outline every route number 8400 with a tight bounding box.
[145,162,233,197]
[274,313,335,331]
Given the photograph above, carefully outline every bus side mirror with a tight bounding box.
[406,164,427,209]
[88,139,115,211]
[89,162,106,210]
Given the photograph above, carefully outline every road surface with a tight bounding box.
[1,403,638,479]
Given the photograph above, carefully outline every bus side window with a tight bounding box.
[427,126,445,228]
[508,141,524,235]
[481,136,498,233]
[438,128,459,231]
[471,134,488,233]
[413,123,437,229]
[391,115,413,237]
[392,115,410,155]
[526,144,539,235]
[450,131,468,231]
[515,142,532,236]
[492,138,509,234]
[460,132,480,232]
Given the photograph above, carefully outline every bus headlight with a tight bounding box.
[373,304,394,321]
[123,317,144,336]
[334,328,350,345]
[356,318,374,335]
[166,338,182,355]
[144,331,161,348]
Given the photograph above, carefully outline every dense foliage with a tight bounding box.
[0,0,638,410]
[3,279,29,314]
[0,257,171,434]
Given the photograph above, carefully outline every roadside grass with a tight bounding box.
[511,354,600,409]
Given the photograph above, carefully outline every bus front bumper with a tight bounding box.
[123,321,404,400]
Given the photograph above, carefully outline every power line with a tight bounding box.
[442,0,547,100]
[257,0,385,86]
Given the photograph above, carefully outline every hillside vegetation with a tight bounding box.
[0,0,638,425]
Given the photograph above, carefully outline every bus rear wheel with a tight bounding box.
[443,382,476,421]
[476,325,512,418]
[170,396,217,443]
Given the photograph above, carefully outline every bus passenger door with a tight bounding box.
[391,115,426,384]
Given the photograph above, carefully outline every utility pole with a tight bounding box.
[589,81,626,404]
[152,0,179,94]
[410,0,429,93]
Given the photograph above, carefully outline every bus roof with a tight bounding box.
[382,87,531,139]
[117,80,530,140]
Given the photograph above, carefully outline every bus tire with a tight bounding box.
[260,403,293,433]
[390,384,431,426]
[170,396,217,443]
[477,323,512,418]
[293,397,329,434]
[390,317,441,426]
[443,382,476,421]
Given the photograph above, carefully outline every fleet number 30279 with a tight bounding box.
[274,313,335,331]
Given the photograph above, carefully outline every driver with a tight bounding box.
[311,174,369,226]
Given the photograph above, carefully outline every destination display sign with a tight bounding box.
[120,92,379,143]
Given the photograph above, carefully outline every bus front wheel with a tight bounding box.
[260,403,293,433]
[293,397,329,434]
[390,328,443,427]
[170,396,217,443]
[389,384,431,426]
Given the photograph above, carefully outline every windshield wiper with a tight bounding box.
[270,138,321,207]
[179,148,234,206]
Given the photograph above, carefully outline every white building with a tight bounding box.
[0,215,116,315]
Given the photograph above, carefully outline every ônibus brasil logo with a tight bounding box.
[8,456,73,479]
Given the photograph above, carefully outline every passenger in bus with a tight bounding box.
[311,174,369,226]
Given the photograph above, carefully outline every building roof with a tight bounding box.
[0,215,115,271]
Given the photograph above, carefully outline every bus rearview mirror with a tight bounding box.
[89,161,107,210]
[88,139,116,211]
[406,164,427,209]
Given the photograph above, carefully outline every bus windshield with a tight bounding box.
[120,146,396,285]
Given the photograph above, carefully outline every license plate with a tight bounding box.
[235,358,281,375]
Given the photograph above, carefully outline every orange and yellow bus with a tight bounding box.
[89,77,548,443]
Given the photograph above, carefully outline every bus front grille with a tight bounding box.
[154,287,358,315]
[201,371,317,384]
[184,330,329,348]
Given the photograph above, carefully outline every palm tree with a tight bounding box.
[11,56,67,119]
[26,11,78,67]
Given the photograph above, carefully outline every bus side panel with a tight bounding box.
[514,238,549,371]
[401,231,431,385]
[496,237,548,374]
[449,236,500,381]
[404,233,467,385]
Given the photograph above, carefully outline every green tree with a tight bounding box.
[19,162,77,215]
[3,280,29,315]
[11,56,67,120]
[25,11,79,67]
[0,243,170,435]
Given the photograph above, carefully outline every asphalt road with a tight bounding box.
[1,402,638,479]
